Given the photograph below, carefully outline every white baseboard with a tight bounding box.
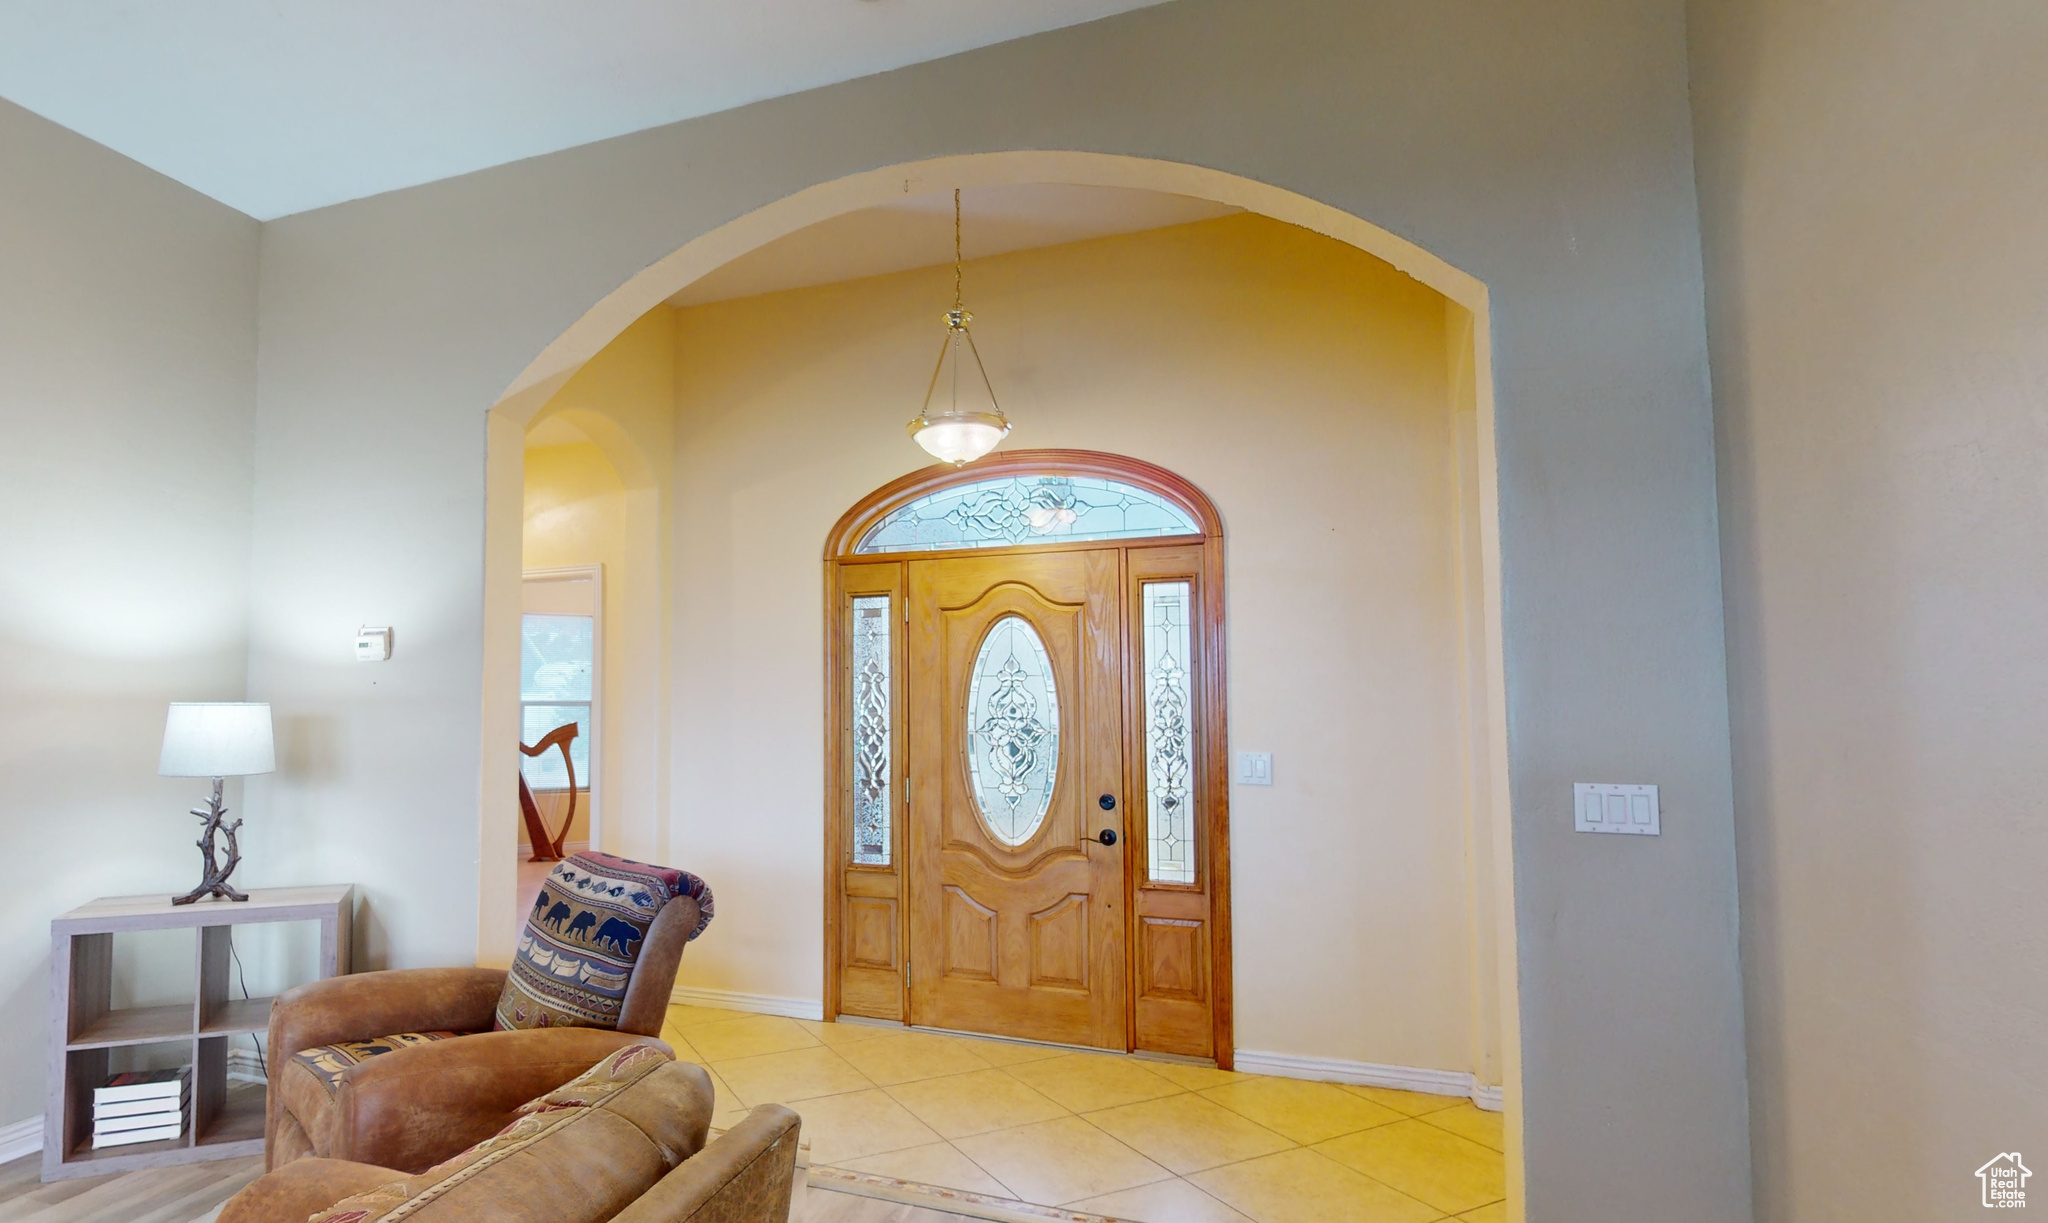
[1234,1049,1504,1109]
[0,1115,42,1163]
[1473,1083,1504,1112]
[669,985,824,1022]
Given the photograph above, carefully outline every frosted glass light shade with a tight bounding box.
[909,412,1010,466]
[160,703,276,777]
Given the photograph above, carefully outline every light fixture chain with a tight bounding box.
[953,187,963,309]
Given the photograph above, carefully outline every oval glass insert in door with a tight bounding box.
[966,615,1061,846]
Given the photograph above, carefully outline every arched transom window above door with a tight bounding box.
[853,473,1203,554]
[826,450,1221,561]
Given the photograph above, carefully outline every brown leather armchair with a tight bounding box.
[266,891,702,1173]
[223,1050,802,1223]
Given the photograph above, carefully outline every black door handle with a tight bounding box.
[1099,794,1117,810]
[1091,829,1118,847]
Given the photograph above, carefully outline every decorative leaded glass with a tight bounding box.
[850,596,892,866]
[966,616,1061,846]
[1143,582,1196,884]
[855,475,1201,554]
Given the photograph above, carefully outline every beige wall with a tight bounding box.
[524,442,627,575]
[1689,1,2048,1218]
[668,214,1488,1074]
[246,1,1747,1216]
[0,98,260,1123]
[520,439,626,846]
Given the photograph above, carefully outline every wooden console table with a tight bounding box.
[43,885,353,1181]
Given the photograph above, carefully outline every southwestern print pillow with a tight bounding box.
[495,851,714,1031]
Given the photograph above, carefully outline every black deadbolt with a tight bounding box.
[1098,794,1117,810]
[1095,829,1119,846]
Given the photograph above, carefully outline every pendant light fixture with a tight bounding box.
[907,189,1011,465]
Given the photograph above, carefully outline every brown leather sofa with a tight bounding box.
[266,890,701,1173]
[221,1051,802,1223]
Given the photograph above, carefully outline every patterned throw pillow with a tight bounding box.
[495,851,714,1031]
[307,1043,677,1223]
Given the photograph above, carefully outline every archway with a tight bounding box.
[476,150,1520,1201]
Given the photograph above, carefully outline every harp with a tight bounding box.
[518,722,579,862]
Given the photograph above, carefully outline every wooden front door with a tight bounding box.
[905,548,1127,1049]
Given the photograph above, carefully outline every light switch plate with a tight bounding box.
[1236,752,1273,786]
[1574,783,1659,835]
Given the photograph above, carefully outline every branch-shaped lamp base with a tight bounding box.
[172,777,248,905]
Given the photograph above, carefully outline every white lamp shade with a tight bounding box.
[160,703,275,777]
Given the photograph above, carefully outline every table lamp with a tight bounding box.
[159,702,274,905]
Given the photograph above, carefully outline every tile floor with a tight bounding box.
[663,1003,1505,1223]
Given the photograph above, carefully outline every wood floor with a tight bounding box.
[0,1154,977,1223]
[0,1153,262,1223]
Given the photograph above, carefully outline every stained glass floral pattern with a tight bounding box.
[1143,583,1196,884]
[855,475,1200,554]
[966,616,1061,846]
[851,596,892,865]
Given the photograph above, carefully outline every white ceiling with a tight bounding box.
[0,0,1168,220]
[668,183,1240,307]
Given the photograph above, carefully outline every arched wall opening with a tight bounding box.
[477,151,1519,1200]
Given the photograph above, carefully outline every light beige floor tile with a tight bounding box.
[797,1018,900,1048]
[835,1030,994,1086]
[703,1065,737,1108]
[686,1014,822,1061]
[886,1068,1070,1138]
[955,1037,1075,1067]
[835,1142,1017,1198]
[1082,1092,1296,1174]
[1457,1202,1508,1223]
[665,1003,751,1029]
[1314,1119,1505,1216]
[704,1065,750,1130]
[1341,1084,1467,1117]
[713,1045,875,1106]
[658,1027,703,1064]
[1002,1052,1182,1112]
[1189,1148,1442,1223]
[1417,1102,1504,1152]
[785,1089,943,1166]
[952,1116,1174,1206]
[1066,1176,1257,1223]
[1138,1060,1253,1091]
[1199,1076,1405,1145]
[709,1101,753,1131]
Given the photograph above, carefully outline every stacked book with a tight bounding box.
[92,1068,189,1149]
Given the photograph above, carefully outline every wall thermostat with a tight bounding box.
[355,626,392,662]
